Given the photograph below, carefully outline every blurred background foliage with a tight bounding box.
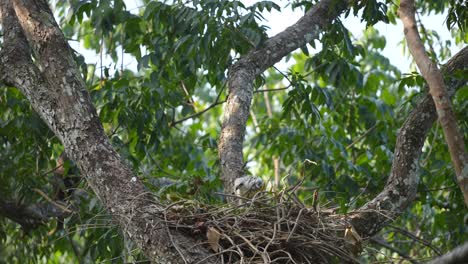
[0,0,466,262]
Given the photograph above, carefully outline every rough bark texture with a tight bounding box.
[399,0,468,206]
[350,46,468,237]
[0,0,215,263]
[219,0,350,194]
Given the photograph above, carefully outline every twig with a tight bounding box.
[222,233,244,261]
[416,12,437,59]
[346,123,378,149]
[32,188,73,213]
[164,203,188,264]
[233,231,269,264]
[389,225,442,255]
[421,185,456,192]
[286,208,305,242]
[100,32,103,83]
[263,223,277,255]
[370,236,418,263]
[66,227,83,264]
[273,65,293,85]
[249,109,260,132]
[120,29,124,74]
[194,247,239,264]
[109,124,121,138]
[254,86,291,93]
[38,163,64,178]
[171,83,227,126]
[180,81,196,107]
[421,122,439,166]
[263,90,281,190]
[263,91,273,117]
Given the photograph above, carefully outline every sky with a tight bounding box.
[69,0,461,76]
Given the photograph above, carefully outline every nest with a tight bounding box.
[163,189,363,264]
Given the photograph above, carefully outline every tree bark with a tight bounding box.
[0,0,215,262]
[399,0,468,207]
[219,0,350,195]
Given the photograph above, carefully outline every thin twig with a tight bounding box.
[65,227,83,264]
[421,185,456,192]
[416,12,437,59]
[389,225,443,255]
[164,203,188,264]
[180,80,196,107]
[273,65,293,85]
[346,123,378,149]
[370,237,418,264]
[422,122,439,166]
[263,90,281,190]
[249,109,260,132]
[32,188,73,213]
[171,83,227,126]
[233,231,269,264]
[38,163,64,178]
[254,86,291,93]
[286,208,305,242]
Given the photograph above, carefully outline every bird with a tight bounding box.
[234,175,264,202]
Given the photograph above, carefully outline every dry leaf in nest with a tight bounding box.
[344,225,362,257]
[207,227,221,252]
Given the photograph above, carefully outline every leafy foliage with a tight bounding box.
[0,0,466,262]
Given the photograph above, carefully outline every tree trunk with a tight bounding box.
[0,0,214,262]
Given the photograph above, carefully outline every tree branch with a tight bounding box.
[399,0,468,206]
[0,197,70,231]
[218,0,351,195]
[171,83,227,126]
[350,46,468,237]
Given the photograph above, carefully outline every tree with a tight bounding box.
[0,0,466,263]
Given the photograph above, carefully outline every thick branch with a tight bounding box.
[0,0,214,262]
[428,242,468,264]
[0,198,69,231]
[399,0,468,206]
[350,46,468,237]
[219,0,350,194]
